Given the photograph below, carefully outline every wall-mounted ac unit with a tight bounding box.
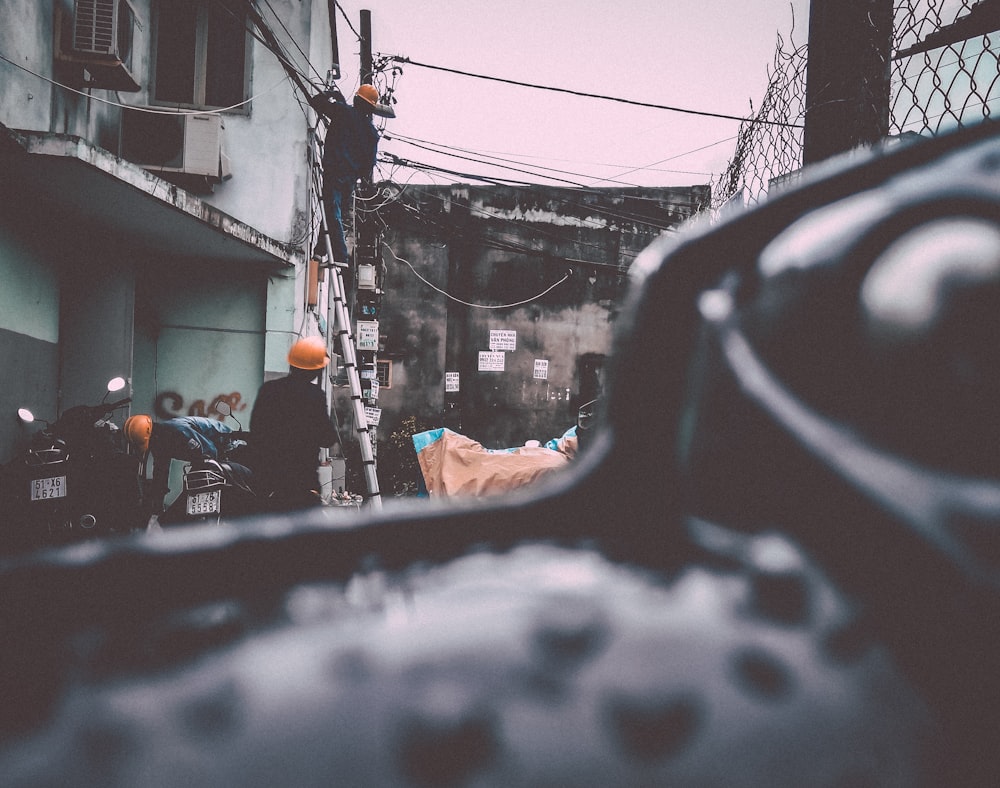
[121,109,230,181]
[67,0,141,92]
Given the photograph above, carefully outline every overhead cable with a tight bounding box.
[379,154,702,226]
[386,132,712,190]
[0,51,289,114]
[376,186,669,265]
[383,55,804,129]
[383,243,572,309]
[253,0,327,86]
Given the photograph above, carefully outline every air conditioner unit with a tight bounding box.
[68,0,141,92]
[121,109,229,181]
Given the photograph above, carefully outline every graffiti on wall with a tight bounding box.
[154,391,248,421]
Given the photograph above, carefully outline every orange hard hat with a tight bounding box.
[355,84,379,108]
[124,414,153,454]
[288,336,330,370]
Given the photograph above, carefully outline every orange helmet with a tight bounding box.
[288,336,330,370]
[355,84,379,108]
[124,414,153,454]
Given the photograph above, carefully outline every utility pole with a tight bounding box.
[443,192,474,433]
[354,9,382,471]
[360,9,374,84]
[803,0,893,165]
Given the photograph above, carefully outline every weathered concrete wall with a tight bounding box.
[0,214,60,461]
[0,0,321,463]
[370,182,709,449]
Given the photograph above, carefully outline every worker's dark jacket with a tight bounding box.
[250,374,338,500]
[319,96,379,187]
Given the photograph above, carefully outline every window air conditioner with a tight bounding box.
[121,109,230,181]
[68,0,141,92]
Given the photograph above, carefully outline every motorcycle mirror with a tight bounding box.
[107,377,127,393]
[17,408,34,424]
[216,401,232,417]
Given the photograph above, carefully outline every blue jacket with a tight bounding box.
[148,417,234,505]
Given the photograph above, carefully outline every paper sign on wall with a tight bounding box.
[363,406,382,426]
[445,372,460,392]
[489,330,516,352]
[478,351,505,372]
[533,359,549,380]
[356,320,379,351]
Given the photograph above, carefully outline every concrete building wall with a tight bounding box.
[134,263,268,505]
[367,183,710,451]
[0,0,314,246]
[0,0,55,132]
[137,265,267,424]
[0,0,321,467]
[207,1,313,244]
[0,218,60,459]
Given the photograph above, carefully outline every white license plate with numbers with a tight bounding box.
[30,476,67,501]
[187,490,221,515]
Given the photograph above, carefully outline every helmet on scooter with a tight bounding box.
[124,414,153,454]
[288,336,330,370]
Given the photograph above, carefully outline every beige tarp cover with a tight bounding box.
[415,428,576,498]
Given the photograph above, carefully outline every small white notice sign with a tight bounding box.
[445,371,460,392]
[363,406,382,426]
[478,351,505,372]
[489,329,517,352]
[533,359,549,380]
[356,320,379,351]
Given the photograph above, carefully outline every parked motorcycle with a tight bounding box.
[0,377,142,554]
[159,403,258,526]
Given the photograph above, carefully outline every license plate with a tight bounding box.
[186,490,221,516]
[30,476,67,501]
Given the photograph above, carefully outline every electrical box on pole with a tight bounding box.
[326,0,341,80]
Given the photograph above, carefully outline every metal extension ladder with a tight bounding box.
[308,131,382,511]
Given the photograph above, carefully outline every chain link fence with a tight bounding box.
[713,0,999,210]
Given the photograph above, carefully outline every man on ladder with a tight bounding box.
[304,82,393,511]
[309,83,393,282]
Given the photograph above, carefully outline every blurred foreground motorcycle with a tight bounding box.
[3,123,1000,786]
[0,377,140,553]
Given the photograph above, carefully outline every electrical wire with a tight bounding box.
[586,136,740,187]
[254,0,328,87]
[377,188,658,271]
[383,243,572,309]
[388,131,714,181]
[401,181,682,240]
[386,133,666,190]
[376,154,703,230]
[333,0,362,41]
[383,55,805,129]
[379,141,710,224]
[0,50,291,114]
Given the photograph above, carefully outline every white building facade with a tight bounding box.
[0,0,334,471]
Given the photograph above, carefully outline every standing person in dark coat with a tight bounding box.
[251,336,339,511]
[309,83,392,269]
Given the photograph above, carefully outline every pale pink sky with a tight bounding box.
[326,1,811,188]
